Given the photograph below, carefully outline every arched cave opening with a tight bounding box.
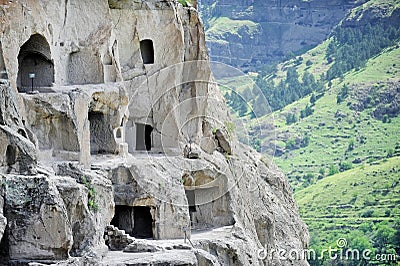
[111,205,154,239]
[116,128,122,139]
[140,39,154,64]
[5,145,17,165]
[185,189,197,226]
[17,34,54,92]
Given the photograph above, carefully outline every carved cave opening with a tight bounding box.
[5,145,17,166]
[140,39,154,64]
[0,227,9,263]
[88,111,115,155]
[116,128,122,139]
[111,205,154,239]
[17,34,54,92]
[136,123,153,151]
[185,190,197,226]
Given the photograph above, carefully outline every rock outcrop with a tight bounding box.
[199,0,363,70]
[0,0,309,265]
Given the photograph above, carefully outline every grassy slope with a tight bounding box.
[295,156,400,249]
[296,156,400,221]
[257,0,400,259]
[206,17,259,42]
[269,43,400,189]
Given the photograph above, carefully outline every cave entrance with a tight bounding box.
[111,205,154,239]
[5,145,17,166]
[88,111,114,155]
[17,34,54,92]
[185,189,197,226]
[110,205,134,236]
[133,206,153,239]
[140,39,154,64]
[136,123,153,151]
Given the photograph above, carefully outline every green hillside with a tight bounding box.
[208,0,400,264]
[296,157,400,265]
[206,17,260,41]
[269,43,400,189]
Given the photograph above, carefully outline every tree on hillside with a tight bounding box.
[373,221,395,250]
[285,112,298,125]
[326,21,400,80]
[328,164,339,176]
[336,84,349,104]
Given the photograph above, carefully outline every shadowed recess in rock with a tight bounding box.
[111,205,154,239]
[17,34,54,92]
[140,39,154,64]
[135,123,153,151]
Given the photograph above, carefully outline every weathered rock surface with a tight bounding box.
[0,0,309,265]
[3,175,72,262]
[0,82,37,175]
[0,177,6,246]
[53,170,114,258]
[104,225,135,251]
[101,250,198,266]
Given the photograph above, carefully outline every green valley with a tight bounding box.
[201,0,400,264]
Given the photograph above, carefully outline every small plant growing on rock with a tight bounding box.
[81,176,99,212]
[178,0,192,7]
[224,152,231,161]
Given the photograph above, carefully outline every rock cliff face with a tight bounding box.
[0,0,308,265]
[199,0,363,70]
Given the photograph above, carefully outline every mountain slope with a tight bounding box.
[265,43,400,188]
[244,1,400,264]
[204,0,400,264]
[295,157,400,265]
[199,0,360,71]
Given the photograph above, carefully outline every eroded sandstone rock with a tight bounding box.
[2,175,72,262]
[0,0,309,265]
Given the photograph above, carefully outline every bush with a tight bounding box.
[300,104,314,119]
[286,139,297,150]
[285,112,298,125]
[387,148,394,158]
[339,161,353,171]
[304,173,315,182]
[382,114,391,123]
[361,209,374,218]
[347,140,355,151]
[82,176,99,212]
[319,168,325,177]
[300,135,310,148]
[310,93,317,105]
[328,165,339,176]
[336,84,349,104]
